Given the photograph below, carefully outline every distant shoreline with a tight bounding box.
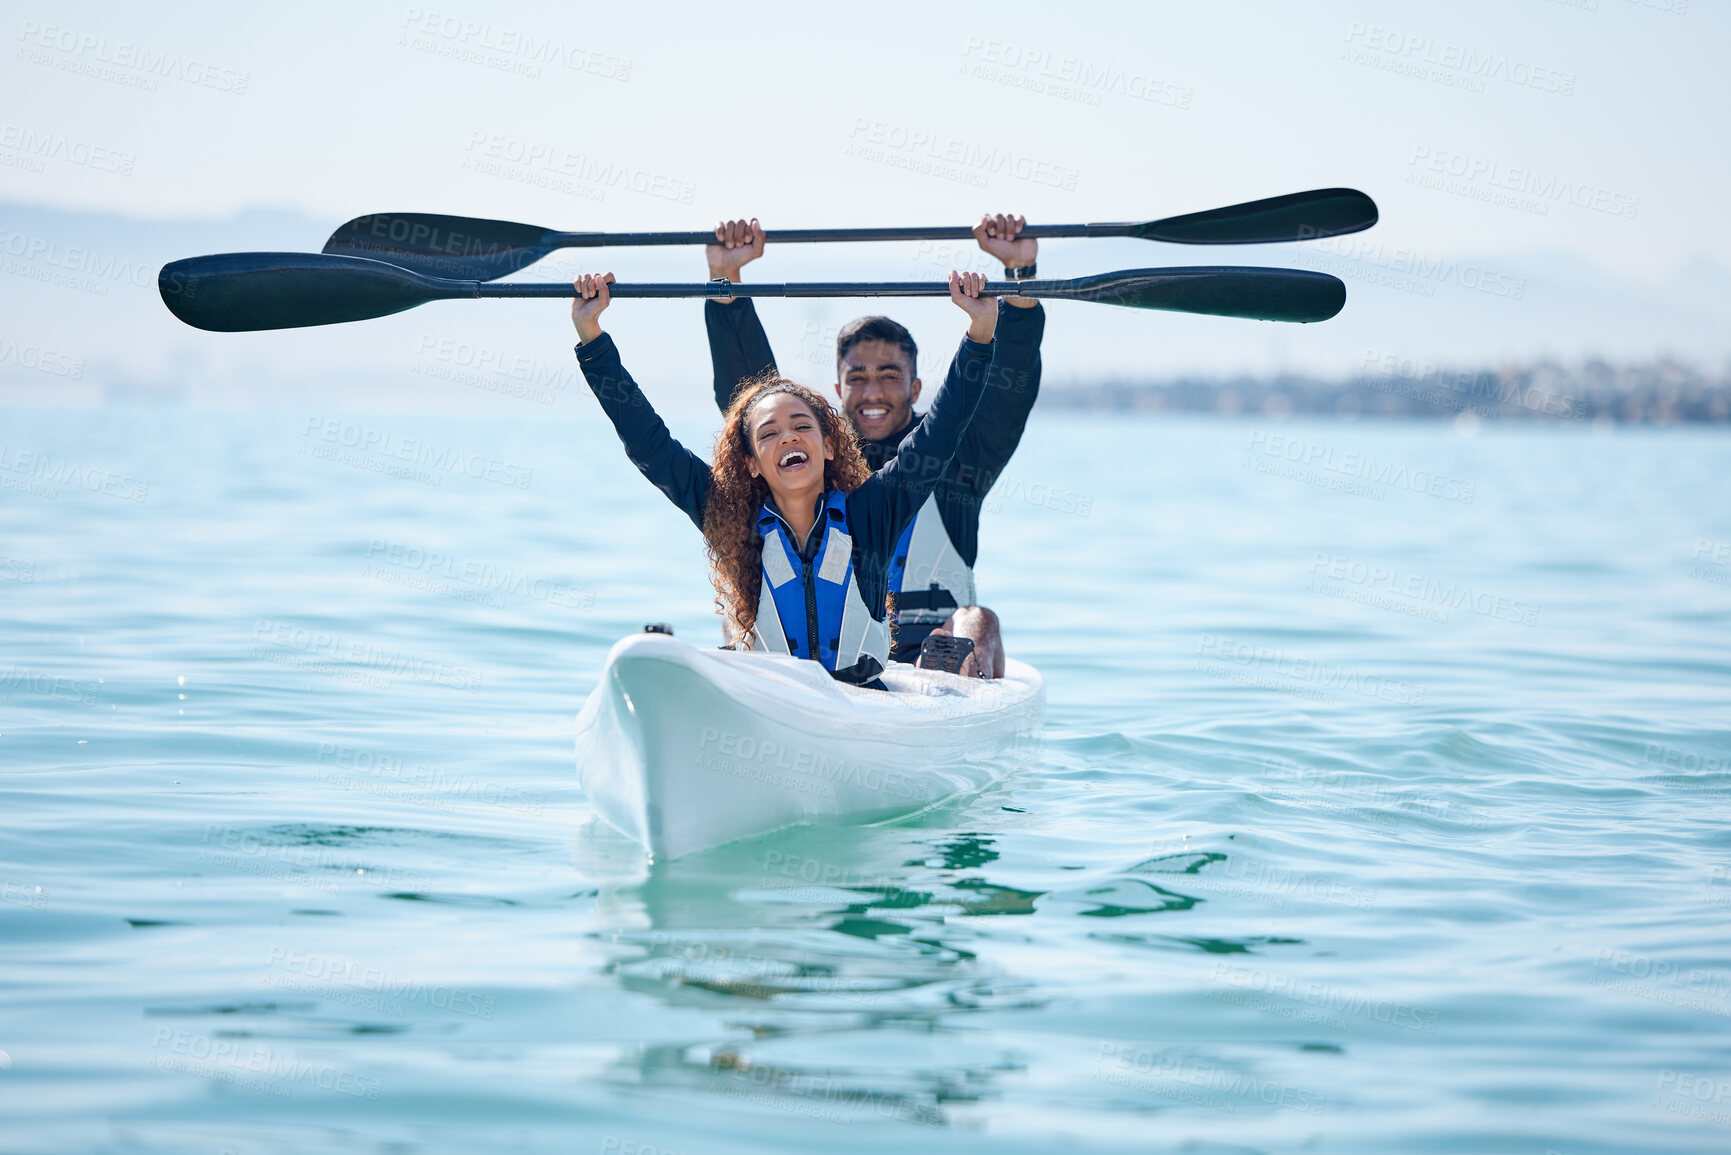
[7,359,1729,426]
[1045,360,1731,425]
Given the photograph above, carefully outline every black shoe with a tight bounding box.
[917,633,975,675]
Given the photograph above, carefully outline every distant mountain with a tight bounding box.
[1,201,359,404]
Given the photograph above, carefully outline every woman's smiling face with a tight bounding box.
[745,391,835,497]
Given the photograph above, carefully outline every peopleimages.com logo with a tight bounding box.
[1243,431,1476,503]
[298,417,533,489]
[1308,553,1540,627]
[16,21,251,94]
[0,444,147,501]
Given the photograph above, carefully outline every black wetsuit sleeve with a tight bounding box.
[955,300,1045,495]
[706,298,778,412]
[846,334,994,567]
[575,334,710,530]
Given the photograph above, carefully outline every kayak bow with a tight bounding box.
[574,632,1045,859]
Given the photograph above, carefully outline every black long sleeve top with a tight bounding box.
[705,298,1046,570]
[574,330,995,630]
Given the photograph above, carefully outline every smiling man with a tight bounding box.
[704,215,1045,677]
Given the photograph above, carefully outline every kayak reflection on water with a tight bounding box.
[582,824,1043,1128]
[575,814,1285,1129]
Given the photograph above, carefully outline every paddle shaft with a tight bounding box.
[482,278,1068,299]
[543,223,1136,248]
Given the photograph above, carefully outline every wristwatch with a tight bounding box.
[1004,263,1037,281]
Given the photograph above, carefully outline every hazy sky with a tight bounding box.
[3,0,1728,400]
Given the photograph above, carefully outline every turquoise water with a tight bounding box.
[3,406,1730,1154]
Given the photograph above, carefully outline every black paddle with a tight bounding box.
[321,188,1378,281]
[158,252,1347,333]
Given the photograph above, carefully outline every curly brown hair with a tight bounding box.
[704,373,873,646]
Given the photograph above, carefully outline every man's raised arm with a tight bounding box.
[704,217,777,411]
[956,213,1044,493]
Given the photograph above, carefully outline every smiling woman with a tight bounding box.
[571,268,1003,686]
[704,379,872,658]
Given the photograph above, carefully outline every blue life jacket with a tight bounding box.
[886,493,976,629]
[752,491,891,684]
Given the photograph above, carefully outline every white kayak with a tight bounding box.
[574,631,1045,859]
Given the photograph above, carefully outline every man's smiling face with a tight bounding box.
[836,338,921,442]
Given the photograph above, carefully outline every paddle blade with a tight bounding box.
[322,213,555,279]
[1140,188,1378,245]
[159,252,460,332]
[1064,267,1346,323]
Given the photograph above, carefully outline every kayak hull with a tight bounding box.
[574,633,1044,859]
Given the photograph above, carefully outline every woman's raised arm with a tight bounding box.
[572,273,711,529]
